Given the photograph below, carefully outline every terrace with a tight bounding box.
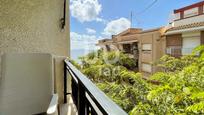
[0,0,127,114]
[0,54,128,115]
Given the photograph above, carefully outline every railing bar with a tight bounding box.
[86,93,103,115]
[86,92,103,115]
[86,100,91,115]
[66,65,79,106]
[78,81,89,115]
[66,61,121,114]
[91,107,98,115]
[85,98,98,115]
[64,62,67,103]
[65,60,127,115]
[67,66,78,84]
[64,64,79,104]
[65,62,110,114]
[71,77,78,107]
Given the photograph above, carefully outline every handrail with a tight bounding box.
[64,59,127,115]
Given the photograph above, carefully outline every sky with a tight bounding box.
[70,0,203,51]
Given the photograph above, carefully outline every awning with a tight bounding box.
[117,40,138,44]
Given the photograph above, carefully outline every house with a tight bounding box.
[165,1,204,57]
[138,28,166,77]
[97,39,114,51]
[0,0,127,115]
[97,1,204,76]
[97,27,166,76]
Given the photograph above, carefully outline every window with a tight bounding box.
[142,63,152,73]
[166,46,182,57]
[105,45,111,51]
[182,37,200,55]
[142,44,152,51]
[174,13,181,20]
[166,47,171,54]
[123,44,131,53]
[184,7,199,18]
[203,5,204,13]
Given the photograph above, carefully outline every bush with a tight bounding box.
[76,45,204,114]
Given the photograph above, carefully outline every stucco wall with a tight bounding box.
[152,32,163,73]
[0,0,70,104]
[139,30,165,76]
[0,0,70,56]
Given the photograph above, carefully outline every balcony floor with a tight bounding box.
[59,95,78,115]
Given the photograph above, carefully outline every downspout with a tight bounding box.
[61,0,67,29]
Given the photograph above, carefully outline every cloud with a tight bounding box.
[102,18,131,36]
[86,28,96,34]
[70,0,102,22]
[71,32,102,50]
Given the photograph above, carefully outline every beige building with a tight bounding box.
[98,39,114,51]
[139,28,166,76]
[165,1,204,57]
[98,1,204,76]
[97,27,166,76]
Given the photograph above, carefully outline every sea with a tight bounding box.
[71,49,95,63]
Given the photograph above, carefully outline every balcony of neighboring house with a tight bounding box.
[165,1,204,57]
[96,39,114,51]
[116,32,140,59]
[166,46,195,57]
[122,43,139,59]
[170,1,204,28]
[166,1,204,34]
[166,31,202,57]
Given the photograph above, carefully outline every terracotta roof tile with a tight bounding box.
[167,22,204,32]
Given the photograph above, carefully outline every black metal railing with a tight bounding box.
[166,46,196,57]
[64,59,127,115]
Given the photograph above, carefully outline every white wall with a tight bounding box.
[173,14,204,27]
[184,7,199,18]
[174,13,181,20]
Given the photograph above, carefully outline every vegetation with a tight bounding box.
[72,45,204,114]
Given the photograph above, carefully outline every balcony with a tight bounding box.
[166,46,195,57]
[170,1,204,28]
[64,60,127,115]
[172,14,204,27]
[0,53,127,115]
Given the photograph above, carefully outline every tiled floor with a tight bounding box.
[59,95,78,115]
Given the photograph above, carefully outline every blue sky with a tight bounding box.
[70,0,202,50]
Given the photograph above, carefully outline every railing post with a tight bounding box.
[64,61,67,103]
[86,102,90,115]
[78,82,87,115]
[71,77,78,106]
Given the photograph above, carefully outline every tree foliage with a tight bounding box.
[72,45,204,114]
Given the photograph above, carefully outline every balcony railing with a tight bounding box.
[64,59,127,115]
[166,46,195,57]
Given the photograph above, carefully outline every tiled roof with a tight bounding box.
[167,22,204,32]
